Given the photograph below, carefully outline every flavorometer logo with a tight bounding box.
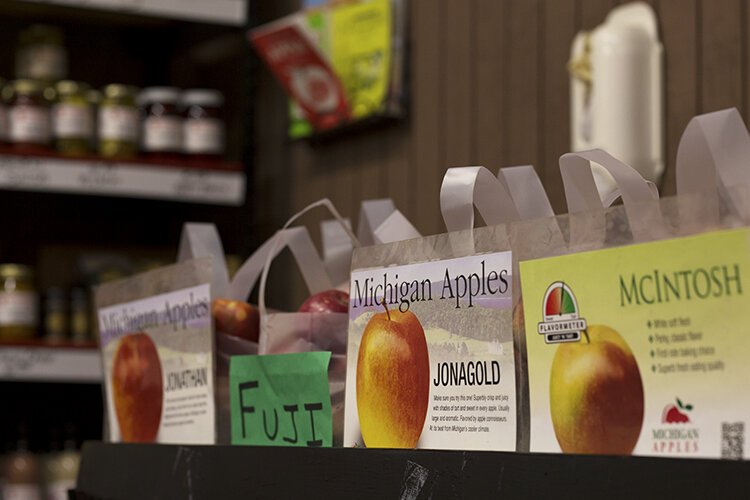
[537,281,587,344]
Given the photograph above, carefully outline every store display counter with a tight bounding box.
[75,442,749,499]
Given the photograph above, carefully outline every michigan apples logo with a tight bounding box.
[662,398,693,424]
[652,397,699,453]
[537,281,587,344]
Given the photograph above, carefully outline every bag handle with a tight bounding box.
[372,210,421,244]
[176,223,230,297]
[676,108,750,226]
[321,218,354,287]
[257,198,358,313]
[440,166,520,232]
[560,149,662,246]
[323,199,421,285]
[602,183,659,208]
[257,198,359,342]
[357,199,397,246]
[226,226,329,300]
[497,165,555,220]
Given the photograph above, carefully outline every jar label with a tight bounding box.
[99,106,138,141]
[2,484,42,500]
[53,103,93,139]
[18,44,67,81]
[184,118,224,154]
[143,116,182,152]
[0,291,39,327]
[9,105,50,144]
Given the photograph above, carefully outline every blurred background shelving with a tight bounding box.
[0,1,252,493]
[10,0,248,26]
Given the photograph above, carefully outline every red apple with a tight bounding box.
[112,332,163,443]
[212,299,260,343]
[299,290,349,313]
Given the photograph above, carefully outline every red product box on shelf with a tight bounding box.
[249,15,351,131]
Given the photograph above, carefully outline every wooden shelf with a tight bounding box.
[0,151,246,206]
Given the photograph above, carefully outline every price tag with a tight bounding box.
[0,349,54,377]
[230,352,332,447]
[78,163,122,188]
[174,169,219,197]
[1,157,49,186]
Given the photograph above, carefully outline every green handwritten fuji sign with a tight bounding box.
[230,352,332,447]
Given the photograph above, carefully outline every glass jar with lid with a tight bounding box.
[98,84,138,158]
[43,424,80,500]
[138,87,183,158]
[3,79,53,152]
[53,81,93,157]
[181,89,225,160]
[86,89,102,153]
[0,78,7,144]
[15,25,68,83]
[4,423,41,500]
[0,264,39,340]
[69,287,90,344]
[43,287,67,343]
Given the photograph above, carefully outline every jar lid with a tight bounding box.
[8,79,46,95]
[137,87,181,106]
[86,89,102,105]
[181,89,224,108]
[0,264,34,280]
[2,79,54,102]
[102,84,138,100]
[56,80,90,97]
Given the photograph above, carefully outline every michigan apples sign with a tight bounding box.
[521,228,750,459]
